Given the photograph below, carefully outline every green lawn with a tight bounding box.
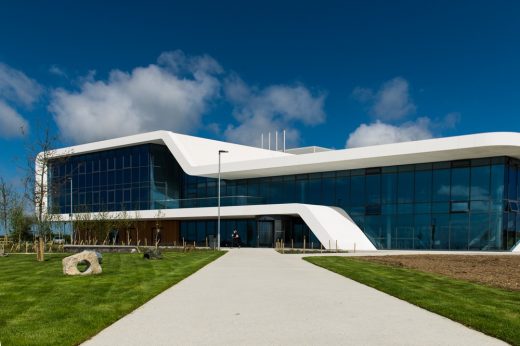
[0,251,224,346]
[304,256,520,346]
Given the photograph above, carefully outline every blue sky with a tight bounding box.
[0,0,519,185]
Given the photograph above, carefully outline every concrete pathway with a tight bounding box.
[83,249,506,346]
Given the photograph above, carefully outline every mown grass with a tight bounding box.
[304,256,520,346]
[0,251,224,346]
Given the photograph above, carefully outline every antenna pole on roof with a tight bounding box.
[283,130,286,152]
[275,131,278,151]
[268,132,271,150]
[261,133,264,149]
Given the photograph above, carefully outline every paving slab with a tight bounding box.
[83,248,506,346]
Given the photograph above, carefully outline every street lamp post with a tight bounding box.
[217,150,228,250]
[68,177,73,245]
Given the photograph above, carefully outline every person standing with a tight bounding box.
[232,228,241,248]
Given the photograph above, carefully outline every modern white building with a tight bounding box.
[45,131,520,251]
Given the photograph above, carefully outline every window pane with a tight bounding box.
[470,165,490,200]
[350,175,365,206]
[366,174,381,204]
[450,213,469,250]
[451,167,470,200]
[432,169,450,201]
[507,165,518,200]
[491,164,505,202]
[382,173,397,204]
[397,171,413,203]
[414,170,432,202]
[469,213,490,250]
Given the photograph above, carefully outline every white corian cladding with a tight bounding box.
[52,131,520,179]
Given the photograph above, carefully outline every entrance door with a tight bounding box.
[258,220,274,247]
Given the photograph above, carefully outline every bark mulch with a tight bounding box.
[358,255,520,291]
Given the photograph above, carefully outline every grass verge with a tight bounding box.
[304,256,520,345]
[0,251,224,346]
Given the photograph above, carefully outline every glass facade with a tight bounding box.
[48,144,520,250]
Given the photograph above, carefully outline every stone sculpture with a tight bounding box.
[62,250,102,276]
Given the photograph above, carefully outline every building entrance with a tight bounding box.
[258,220,274,247]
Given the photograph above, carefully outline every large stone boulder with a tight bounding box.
[62,250,102,276]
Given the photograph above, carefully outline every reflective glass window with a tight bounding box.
[366,174,381,204]
[470,165,490,200]
[451,167,470,201]
[350,175,365,206]
[397,171,413,203]
[414,170,432,202]
[450,213,469,250]
[414,214,431,249]
[381,173,397,204]
[507,165,518,200]
[490,164,505,202]
[432,169,450,201]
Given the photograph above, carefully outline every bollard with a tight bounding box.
[303,236,306,254]
[336,240,338,252]
[206,237,208,248]
[328,239,331,252]
[320,243,323,253]
[194,241,196,249]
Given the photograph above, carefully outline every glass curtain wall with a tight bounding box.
[49,143,518,250]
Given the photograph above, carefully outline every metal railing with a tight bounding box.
[153,195,264,209]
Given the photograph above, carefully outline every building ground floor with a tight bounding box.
[72,212,520,251]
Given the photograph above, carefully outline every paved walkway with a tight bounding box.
[83,249,505,346]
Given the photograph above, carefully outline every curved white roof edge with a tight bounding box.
[52,131,520,179]
[58,203,376,251]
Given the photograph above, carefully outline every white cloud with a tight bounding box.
[49,65,68,78]
[353,77,416,121]
[0,63,42,107]
[49,50,222,144]
[346,118,433,148]
[0,62,43,138]
[224,75,326,147]
[0,100,29,138]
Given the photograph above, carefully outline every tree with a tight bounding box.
[24,124,65,261]
[0,177,14,242]
[9,203,34,242]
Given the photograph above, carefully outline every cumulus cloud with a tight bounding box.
[352,77,416,121]
[0,100,30,138]
[49,50,222,144]
[0,62,42,138]
[224,75,326,147]
[346,118,433,148]
[348,76,461,148]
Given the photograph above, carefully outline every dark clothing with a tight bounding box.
[232,230,240,248]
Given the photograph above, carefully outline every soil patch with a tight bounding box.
[358,255,520,291]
